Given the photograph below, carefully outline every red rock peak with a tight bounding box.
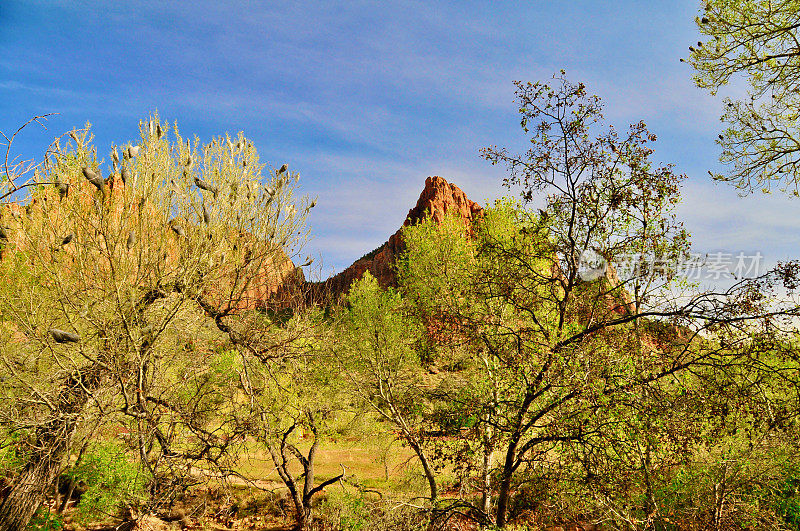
[319,176,484,297]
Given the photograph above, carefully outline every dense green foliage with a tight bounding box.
[2,72,800,530]
[64,442,148,522]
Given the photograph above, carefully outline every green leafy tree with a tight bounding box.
[689,0,800,193]
[397,73,800,528]
[338,272,439,505]
[396,212,499,520]
[233,308,348,531]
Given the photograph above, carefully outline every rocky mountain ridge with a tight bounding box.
[312,175,484,299]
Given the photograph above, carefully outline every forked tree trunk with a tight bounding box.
[265,419,344,531]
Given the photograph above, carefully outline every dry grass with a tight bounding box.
[229,434,422,493]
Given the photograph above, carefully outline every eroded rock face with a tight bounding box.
[317,176,484,299]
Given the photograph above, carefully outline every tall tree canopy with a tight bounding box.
[689,0,800,193]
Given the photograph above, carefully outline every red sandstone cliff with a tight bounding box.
[316,176,483,298]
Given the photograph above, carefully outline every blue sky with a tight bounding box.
[2,1,798,280]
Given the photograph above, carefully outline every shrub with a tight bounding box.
[772,460,800,529]
[317,490,370,531]
[27,508,64,531]
[65,441,148,523]
[0,429,28,474]
[315,490,427,531]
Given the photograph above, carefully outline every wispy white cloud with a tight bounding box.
[1,0,796,279]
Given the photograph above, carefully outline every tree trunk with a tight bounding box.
[265,421,337,531]
[480,427,493,517]
[58,477,75,514]
[0,456,61,531]
[495,472,512,529]
[713,461,729,531]
[0,366,101,530]
[295,420,344,529]
[292,506,312,531]
[495,436,519,528]
[299,425,319,530]
[378,409,437,504]
[265,438,305,530]
[406,437,437,503]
